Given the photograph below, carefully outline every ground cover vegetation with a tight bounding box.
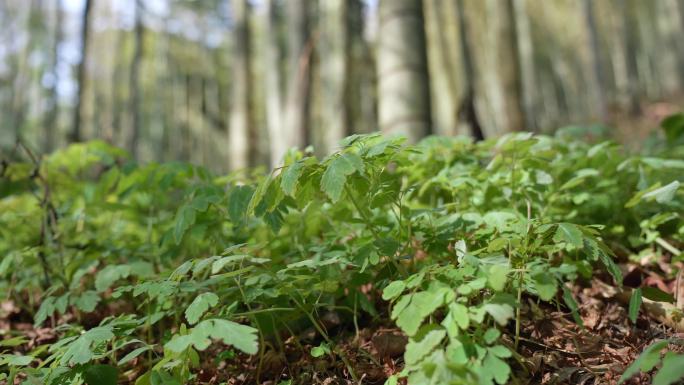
[1,116,684,384]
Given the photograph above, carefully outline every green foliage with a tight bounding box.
[1,129,683,384]
[620,340,684,385]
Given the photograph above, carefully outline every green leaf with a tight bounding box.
[653,352,684,385]
[597,248,623,287]
[487,264,509,292]
[174,205,196,244]
[562,286,583,326]
[584,238,623,286]
[488,345,512,358]
[628,288,642,324]
[320,153,364,202]
[483,353,511,385]
[619,340,669,383]
[165,334,199,353]
[394,289,448,336]
[196,319,259,355]
[404,325,446,366]
[150,371,181,385]
[118,346,152,366]
[374,238,401,257]
[483,303,514,326]
[61,326,115,366]
[84,364,118,385]
[0,354,32,366]
[661,113,684,143]
[642,287,675,303]
[483,328,501,344]
[95,265,131,292]
[310,342,331,358]
[281,161,305,196]
[554,223,583,248]
[34,296,55,326]
[532,273,557,301]
[382,281,406,301]
[74,290,100,313]
[62,337,93,365]
[642,181,680,204]
[185,293,219,325]
[166,319,259,355]
[228,185,255,222]
[449,303,469,330]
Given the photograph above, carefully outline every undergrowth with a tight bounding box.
[1,117,683,384]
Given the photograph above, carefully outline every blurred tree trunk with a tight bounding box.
[181,74,192,161]
[512,0,538,131]
[264,0,285,168]
[455,0,484,141]
[69,0,92,143]
[128,0,144,157]
[621,0,641,115]
[319,0,345,154]
[229,0,255,170]
[425,0,457,136]
[282,0,311,162]
[582,0,607,121]
[110,28,126,147]
[500,0,525,132]
[43,0,62,153]
[676,0,684,87]
[10,4,37,144]
[377,0,431,142]
[344,0,373,135]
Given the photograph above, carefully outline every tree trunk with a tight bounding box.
[377,0,431,142]
[264,0,285,168]
[43,0,62,153]
[511,0,538,131]
[582,0,607,121]
[69,0,93,143]
[282,0,311,162]
[229,0,255,170]
[319,0,346,154]
[344,0,372,135]
[455,0,484,141]
[621,0,641,115]
[128,0,144,157]
[425,0,458,136]
[500,0,526,132]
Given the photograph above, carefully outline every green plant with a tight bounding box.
[1,127,682,384]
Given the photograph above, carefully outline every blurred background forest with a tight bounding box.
[1,0,683,172]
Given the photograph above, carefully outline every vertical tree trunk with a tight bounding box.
[377,0,431,142]
[500,0,526,132]
[673,0,684,88]
[128,0,144,157]
[319,0,346,154]
[455,0,484,141]
[109,28,126,147]
[43,0,62,153]
[229,0,255,170]
[511,0,538,131]
[582,0,607,121]
[182,74,192,161]
[344,0,372,134]
[425,0,458,136]
[622,0,641,115]
[69,0,93,143]
[282,0,311,162]
[263,0,285,168]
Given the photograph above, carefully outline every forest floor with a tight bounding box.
[2,263,678,384]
